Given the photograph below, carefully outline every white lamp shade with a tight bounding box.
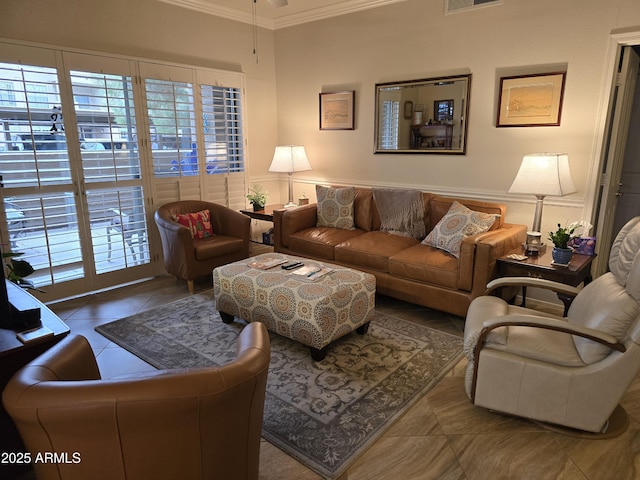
[268,145,311,173]
[508,153,577,197]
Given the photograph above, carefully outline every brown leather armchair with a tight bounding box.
[155,200,251,293]
[2,323,271,480]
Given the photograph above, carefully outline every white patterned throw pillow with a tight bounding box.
[422,201,499,258]
[316,185,356,230]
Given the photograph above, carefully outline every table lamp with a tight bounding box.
[268,145,312,208]
[508,153,577,254]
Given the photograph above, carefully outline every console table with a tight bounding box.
[496,249,596,315]
[0,281,70,479]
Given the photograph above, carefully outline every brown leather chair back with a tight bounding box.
[3,323,270,480]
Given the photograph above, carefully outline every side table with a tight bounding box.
[1,281,70,479]
[496,249,596,315]
[240,204,285,245]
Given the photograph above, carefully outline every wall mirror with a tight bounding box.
[374,74,471,154]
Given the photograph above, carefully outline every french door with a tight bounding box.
[0,49,154,301]
[0,43,247,301]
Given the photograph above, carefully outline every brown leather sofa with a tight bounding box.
[2,323,271,480]
[274,187,527,316]
[155,200,251,293]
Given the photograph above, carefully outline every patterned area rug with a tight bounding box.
[95,291,463,479]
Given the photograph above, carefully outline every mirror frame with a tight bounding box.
[374,74,472,155]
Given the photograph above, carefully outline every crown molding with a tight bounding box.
[271,0,407,29]
[157,0,408,30]
[157,0,273,28]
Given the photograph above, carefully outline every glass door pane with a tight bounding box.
[69,69,151,275]
[145,79,197,178]
[0,62,84,291]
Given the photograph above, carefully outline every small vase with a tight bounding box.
[552,247,573,265]
[252,203,264,212]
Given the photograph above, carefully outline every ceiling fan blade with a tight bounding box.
[267,0,288,7]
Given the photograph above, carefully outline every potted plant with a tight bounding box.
[548,223,577,265]
[2,250,36,289]
[247,184,268,211]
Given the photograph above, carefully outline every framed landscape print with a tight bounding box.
[319,91,355,130]
[496,72,566,127]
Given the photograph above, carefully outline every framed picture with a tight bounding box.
[403,101,413,119]
[319,91,355,130]
[496,72,566,127]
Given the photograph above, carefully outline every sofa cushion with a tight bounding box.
[389,244,460,290]
[316,185,356,230]
[194,236,243,260]
[335,231,419,272]
[428,196,505,231]
[173,210,214,239]
[353,188,374,232]
[289,227,365,260]
[422,201,499,258]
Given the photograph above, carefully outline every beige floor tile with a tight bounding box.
[258,441,322,480]
[449,432,588,480]
[347,436,465,480]
[95,344,156,378]
[385,393,445,437]
[427,376,544,436]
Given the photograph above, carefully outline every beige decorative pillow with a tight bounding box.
[316,185,356,230]
[422,201,499,258]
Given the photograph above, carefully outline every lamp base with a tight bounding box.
[283,201,298,208]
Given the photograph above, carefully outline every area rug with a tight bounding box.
[95,291,463,479]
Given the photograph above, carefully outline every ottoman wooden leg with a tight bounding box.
[356,322,370,335]
[310,347,327,362]
[219,311,235,324]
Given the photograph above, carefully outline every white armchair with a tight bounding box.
[464,216,640,434]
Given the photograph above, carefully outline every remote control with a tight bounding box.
[282,261,304,270]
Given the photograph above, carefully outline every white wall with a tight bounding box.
[3,0,640,237]
[271,0,640,236]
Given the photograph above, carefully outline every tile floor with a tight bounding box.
[45,273,640,480]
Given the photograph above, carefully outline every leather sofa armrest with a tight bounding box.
[467,223,528,297]
[274,204,317,251]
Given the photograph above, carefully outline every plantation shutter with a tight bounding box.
[141,64,247,210]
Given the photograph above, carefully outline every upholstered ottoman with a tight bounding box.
[212,253,376,360]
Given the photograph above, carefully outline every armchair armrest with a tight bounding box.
[478,314,625,353]
[154,210,196,275]
[486,277,580,297]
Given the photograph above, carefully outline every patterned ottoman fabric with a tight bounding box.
[213,253,376,355]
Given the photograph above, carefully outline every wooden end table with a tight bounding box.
[496,249,596,315]
[239,204,285,222]
[240,204,285,245]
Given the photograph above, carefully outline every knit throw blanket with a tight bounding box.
[372,188,426,239]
